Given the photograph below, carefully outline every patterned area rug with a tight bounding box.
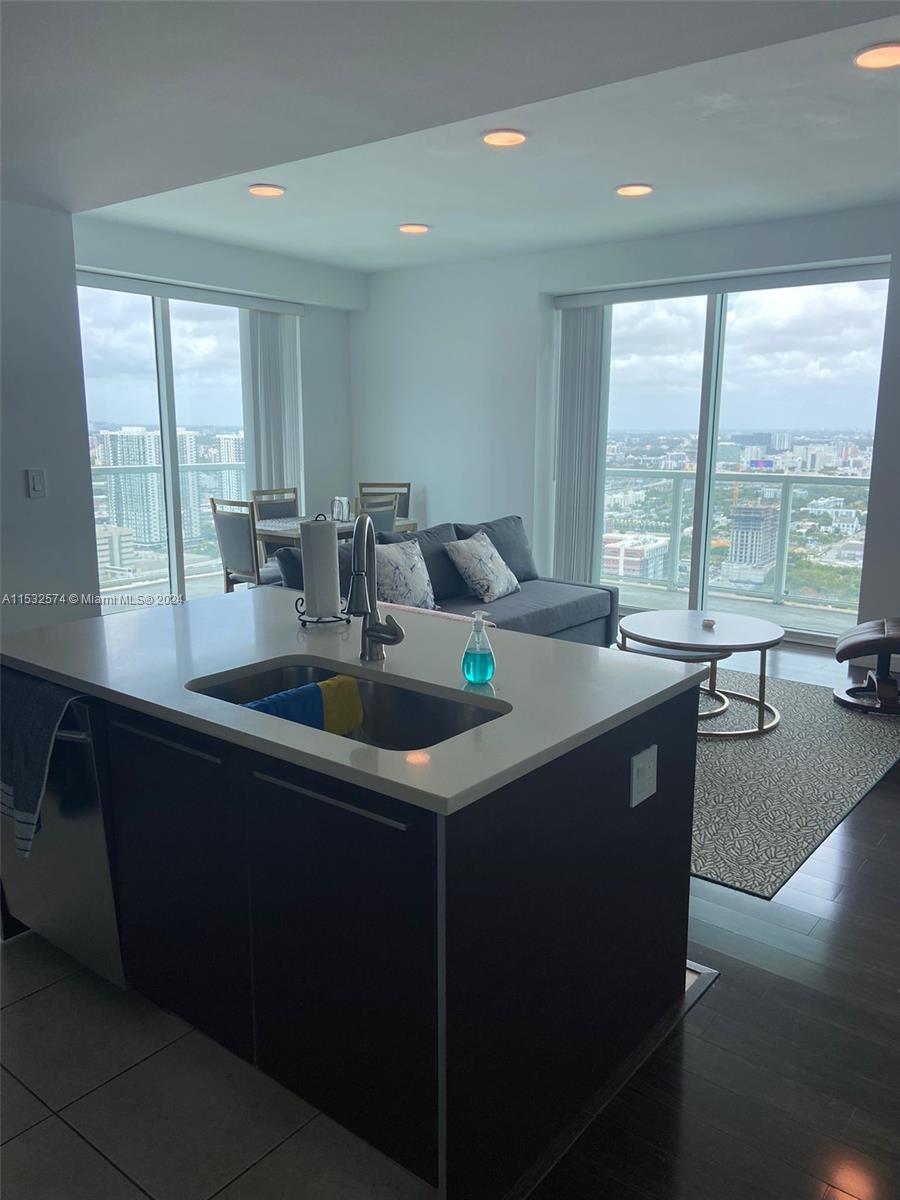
[692,668,900,898]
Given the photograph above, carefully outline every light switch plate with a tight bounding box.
[630,744,658,807]
[25,468,46,499]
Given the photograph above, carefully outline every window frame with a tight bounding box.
[78,275,268,600]
[553,260,892,640]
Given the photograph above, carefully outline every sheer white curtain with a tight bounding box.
[552,305,606,581]
[242,310,304,504]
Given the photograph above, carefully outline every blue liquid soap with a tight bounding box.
[462,611,496,684]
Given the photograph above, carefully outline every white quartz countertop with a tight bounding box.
[1,589,707,815]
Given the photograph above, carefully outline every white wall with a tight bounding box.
[350,203,900,621]
[351,255,540,531]
[1,201,100,632]
[300,306,353,513]
[74,216,367,311]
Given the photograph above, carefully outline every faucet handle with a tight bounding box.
[366,613,405,646]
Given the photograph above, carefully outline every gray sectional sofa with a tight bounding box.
[276,515,619,648]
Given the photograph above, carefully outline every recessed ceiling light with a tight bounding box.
[482,129,527,148]
[248,183,286,198]
[854,42,900,69]
[398,223,430,235]
[616,183,654,198]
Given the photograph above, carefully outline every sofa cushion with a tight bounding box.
[445,530,520,603]
[375,540,435,609]
[453,515,539,582]
[275,544,354,597]
[438,578,610,638]
[378,522,464,601]
[274,546,303,590]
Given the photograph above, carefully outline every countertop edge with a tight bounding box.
[1,649,708,816]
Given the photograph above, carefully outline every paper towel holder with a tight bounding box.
[295,515,351,628]
[294,595,351,629]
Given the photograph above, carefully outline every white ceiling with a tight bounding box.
[2,1,897,212]
[88,17,900,272]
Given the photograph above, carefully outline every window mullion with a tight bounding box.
[590,306,612,583]
[153,297,186,598]
[689,294,726,609]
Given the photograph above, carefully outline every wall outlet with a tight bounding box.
[630,745,658,807]
[25,468,46,499]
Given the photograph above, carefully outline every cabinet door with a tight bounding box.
[106,709,253,1061]
[249,762,438,1185]
[444,688,699,1200]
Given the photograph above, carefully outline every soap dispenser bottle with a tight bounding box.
[462,611,495,684]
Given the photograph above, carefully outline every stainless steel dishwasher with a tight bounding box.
[1,698,126,987]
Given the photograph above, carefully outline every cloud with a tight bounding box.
[78,288,243,427]
[607,280,889,431]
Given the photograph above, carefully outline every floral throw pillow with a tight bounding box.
[445,529,520,603]
[375,540,435,609]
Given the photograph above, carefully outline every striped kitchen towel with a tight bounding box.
[1,667,84,857]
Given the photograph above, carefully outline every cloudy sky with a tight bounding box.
[79,277,890,435]
[607,278,889,434]
[78,288,243,428]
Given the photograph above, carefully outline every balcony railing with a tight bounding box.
[89,462,247,599]
[599,466,869,634]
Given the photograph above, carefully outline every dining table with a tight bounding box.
[256,515,418,549]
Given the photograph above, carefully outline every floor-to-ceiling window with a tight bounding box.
[78,286,250,606]
[557,270,890,638]
[704,279,889,634]
[78,286,172,602]
[169,300,246,600]
[598,295,706,610]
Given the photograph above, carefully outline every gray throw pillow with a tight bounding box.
[277,545,354,598]
[274,547,303,590]
[453,515,538,582]
[445,530,520,603]
[375,541,435,608]
[378,522,465,600]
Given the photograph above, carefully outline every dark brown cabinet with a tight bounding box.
[248,763,439,1185]
[105,708,254,1061]
[103,685,699,1199]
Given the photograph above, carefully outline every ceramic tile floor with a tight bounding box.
[0,932,436,1200]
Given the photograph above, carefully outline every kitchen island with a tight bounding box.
[1,587,706,1199]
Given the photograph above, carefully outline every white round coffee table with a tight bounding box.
[618,610,785,737]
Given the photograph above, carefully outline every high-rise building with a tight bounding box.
[95,524,136,580]
[602,533,669,581]
[176,430,202,541]
[215,432,246,500]
[741,444,768,467]
[98,428,165,545]
[722,503,779,585]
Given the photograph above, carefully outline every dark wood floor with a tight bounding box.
[531,645,900,1200]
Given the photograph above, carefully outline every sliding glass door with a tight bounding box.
[78,286,172,603]
[566,272,890,637]
[598,295,706,610]
[169,300,246,600]
[78,286,256,607]
[704,279,888,634]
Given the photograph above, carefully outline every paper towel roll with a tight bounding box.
[299,519,341,618]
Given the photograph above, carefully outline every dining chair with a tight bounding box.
[210,498,281,591]
[358,482,411,520]
[358,492,399,535]
[251,487,300,560]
